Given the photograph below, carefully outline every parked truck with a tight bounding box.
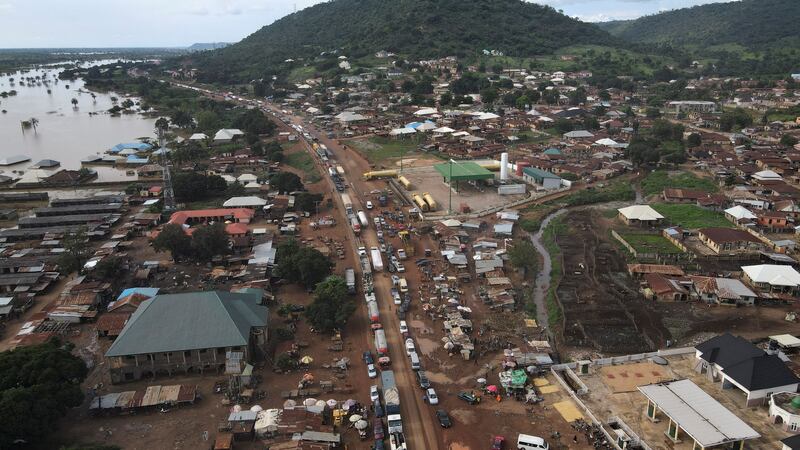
[345,268,356,295]
[350,216,361,235]
[374,329,388,354]
[370,247,384,272]
[360,255,372,276]
[341,193,353,216]
[367,300,380,323]
[381,371,402,434]
[357,210,369,229]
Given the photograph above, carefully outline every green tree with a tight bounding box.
[780,134,798,147]
[305,276,355,333]
[92,256,125,283]
[169,110,193,128]
[439,92,452,106]
[191,223,230,262]
[0,339,88,448]
[645,107,661,119]
[480,87,498,106]
[233,108,276,136]
[275,239,333,288]
[196,110,221,134]
[687,133,702,147]
[57,228,91,274]
[719,108,753,132]
[172,172,227,202]
[295,192,324,213]
[152,223,193,260]
[270,171,303,193]
[509,240,537,274]
[515,95,529,110]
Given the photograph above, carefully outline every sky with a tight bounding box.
[0,0,737,48]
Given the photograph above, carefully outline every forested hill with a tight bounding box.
[188,0,617,83]
[599,0,800,49]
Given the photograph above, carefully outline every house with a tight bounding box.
[189,133,208,141]
[222,196,268,210]
[752,169,783,183]
[689,276,758,306]
[522,167,562,190]
[769,392,800,433]
[617,205,664,227]
[96,312,131,338]
[642,273,691,302]
[695,333,800,406]
[667,101,716,114]
[105,290,268,384]
[213,129,245,143]
[168,208,255,228]
[742,264,800,296]
[724,205,757,224]
[697,227,765,254]
[563,130,594,140]
[757,211,789,231]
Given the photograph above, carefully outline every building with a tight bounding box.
[742,264,800,296]
[697,228,765,254]
[617,205,664,227]
[695,333,800,406]
[667,101,716,114]
[168,208,254,228]
[784,435,800,450]
[769,392,800,433]
[724,205,757,224]
[105,290,268,384]
[689,276,757,306]
[522,167,562,190]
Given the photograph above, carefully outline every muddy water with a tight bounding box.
[528,208,567,333]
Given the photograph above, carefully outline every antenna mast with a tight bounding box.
[158,127,176,213]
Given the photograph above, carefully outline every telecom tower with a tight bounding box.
[157,127,176,213]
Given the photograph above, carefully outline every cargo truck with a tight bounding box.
[345,269,356,294]
[374,329,388,354]
[367,300,380,323]
[381,371,403,434]
[341,193,353,216]
[370,247,384,272]
[360,255,372,276]
[350,216,361,235]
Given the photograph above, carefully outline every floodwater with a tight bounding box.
[0,62,156,183]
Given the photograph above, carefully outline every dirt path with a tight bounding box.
[528,209,567,335]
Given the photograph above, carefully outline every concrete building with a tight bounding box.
[617,205,664,227]
[667,101,717,114]
[742,264,800,296]
[698,228,765,254]
[522,167,562,190]
[769,392,800,433]
[105,290,268,384]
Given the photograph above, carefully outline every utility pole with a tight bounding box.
[448,159,453,215]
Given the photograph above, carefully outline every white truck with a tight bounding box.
[370,247,384,272]
[357,210,369,229]
[341,193,353,216]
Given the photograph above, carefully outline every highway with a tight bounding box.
[164,80,443,449]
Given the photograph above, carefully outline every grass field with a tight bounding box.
[349,136,422,166]
[285,151,321,183]
[620,233,683,254]
[652,203,732,229]
[641,170,719,197]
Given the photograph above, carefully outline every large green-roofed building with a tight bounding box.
[434,161,494,182]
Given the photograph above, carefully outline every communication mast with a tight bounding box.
[157,126,176,213]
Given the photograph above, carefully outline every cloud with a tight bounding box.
[0,2,13,14]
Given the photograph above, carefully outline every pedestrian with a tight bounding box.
[573,435,578,444]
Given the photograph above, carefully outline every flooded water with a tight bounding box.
[0,63,156,183]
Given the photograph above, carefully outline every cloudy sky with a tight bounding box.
[0,0,735,48]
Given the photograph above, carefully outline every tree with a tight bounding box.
[0,339,88,447]
[71,97,78,108]
[479,87,498,106]
[233,108,276,136]
[509,240,537,275]
[274,239,333,289]
[92,256,125,282]
[270,171,303,193]
[645,107,661,119]
[305,276,355,333]
[651,119,684,142]
[121,99,134,109]
[155,117,169,134]
[152,223,193,260]
[57,228,91,274]
[196,110,221,133]
[515,95,529,110]
[439,92,452,106]
[719,108,753,132]
[554,119,574,134]
[172,172,227,202]
[169,110,193,128]
[687,133,702,147]
[780,134,798,147]
[191,223,230,262]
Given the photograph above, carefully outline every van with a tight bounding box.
[409,352,420,370]
[398,278,408,293]
[517,434,549,450]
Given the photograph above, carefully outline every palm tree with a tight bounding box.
[71,98,78,108]
[29,117,38,134]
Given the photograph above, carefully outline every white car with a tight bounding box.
[370,385,380,403]
[358,246,367,257]
[425,388,439,405]
[366,201,374,210]
[405,338,416,356]
[399,321,409,335]
[367,363,377,379]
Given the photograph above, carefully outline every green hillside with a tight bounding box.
[599,0,800,49]
[187,0,618,83]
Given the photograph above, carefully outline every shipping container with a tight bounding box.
[497,184,527,195]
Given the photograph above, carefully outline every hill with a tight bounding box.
[188,0,618,83]
[186,43,230,52]
[599,0,800,49]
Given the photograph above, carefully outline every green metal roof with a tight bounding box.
[523,167,561,180]
[434,161,494,182]
[543,148,562,155]
[106,290,267,357]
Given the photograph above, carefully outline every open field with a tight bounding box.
[652,203,731,229]
[349,136,423,166]
[619,233,683,254]
[284,150,322,183]
[640,170,719,197]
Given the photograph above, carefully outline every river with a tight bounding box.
[0,62,156,184]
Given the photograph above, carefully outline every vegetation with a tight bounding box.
[619,234,683,255]
[562,180,635,207]
[186,0,618,83]
[349,136,422,165]
[274,239,333,289]
[57,228,91,274]
[541,218,565,328]
[305,276,356,333]
[719,108,754,132]
[190,223,231,262]
[626,120,687,167]
[152,224,193,260]
[0,339,88,447]
[172,172,228,202]
[651,203,732,229]
[284,153,321,183]
[270,171,304,193]
[641,170,719,196]
[509,239,537,275]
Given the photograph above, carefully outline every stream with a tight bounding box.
[528,208,568,333]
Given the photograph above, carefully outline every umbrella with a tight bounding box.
[326,399,338,408]
[343,399,357,410]
[250,405,263,412]
[300,356,314,364]
[349,414,363,423]
[303,398,317,407]
[355,420,369,430]
[232,404,242,412]
[486,385,499,393]
[315,400,326,408]
[283,399,297,408]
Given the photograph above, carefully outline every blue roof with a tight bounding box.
[405,122,422,129]
[126,155,149,164]
[110,142,152,153]
[117,287,160,301]
[543,148,562,155]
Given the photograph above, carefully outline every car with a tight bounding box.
[405,338,416,355]
[367,363,378,379]
[399,321,409,336]
[391,275,401,286]
[435,409,452,428]
[366,201,374,210]
[373,439,385,450]
[457,391,481,405]
[373,418,384,440]
[363,351,375,365]
[395,263,405,273]
[370,385,380,403]
[425,388,439,405]
[491,436,505,450]
[373,399,384,418]
[397,249,407,260]
[416,370,430,389]
[358,246,367,257]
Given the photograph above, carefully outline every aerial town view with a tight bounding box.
[2,0,800,449]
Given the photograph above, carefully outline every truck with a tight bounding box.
[341,193,353,216]
[370,247,384,272]
[367,300,380,323]
[389,433,407,450]
[350,216,361,235]
[360,255,372,276]
[378,192,389,207]
[336,165,345,176]
[357,210,369,229]
[381,371,402,434]
[374,329,388,354]
[345,269,356,294]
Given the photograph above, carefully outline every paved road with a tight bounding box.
[528,209,567,334]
